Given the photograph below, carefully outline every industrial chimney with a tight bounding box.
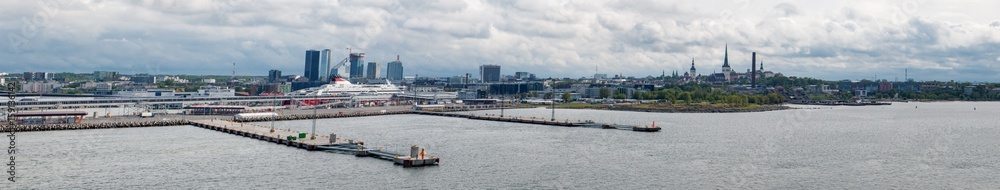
[751,52,757,89]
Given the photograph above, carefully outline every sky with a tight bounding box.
[2,0,999,82]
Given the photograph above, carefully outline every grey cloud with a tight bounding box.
[905,18,941,45]
[773,3,799,17]
[1,0,999,82]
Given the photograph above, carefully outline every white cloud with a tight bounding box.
[1,0,999,81]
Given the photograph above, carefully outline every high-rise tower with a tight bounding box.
[480,64,501,83]
[303,50,321,82]
[268,69,282,83]
[349,52,365,79]
[319,49,332,81]
[386,55,404,81]
[366,62,380,80]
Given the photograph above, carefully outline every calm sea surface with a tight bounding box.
[7,102,1000,189]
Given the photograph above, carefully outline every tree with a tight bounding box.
[599,87,611,99]
[613,93,626,99]
[682,92,692,104]
[561,92,571,102]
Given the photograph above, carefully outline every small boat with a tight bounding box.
[632,121,661,132]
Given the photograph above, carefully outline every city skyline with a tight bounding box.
[2,0,999,82]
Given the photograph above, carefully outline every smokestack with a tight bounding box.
[751,52,757,89]
[397,55,400,61]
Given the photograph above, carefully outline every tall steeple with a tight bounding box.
[722,44,730,67]
[759,61,765,79]
[689,59,697,78]
[721,44,733,82]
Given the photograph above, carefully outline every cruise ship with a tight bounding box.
[289,77,404,97]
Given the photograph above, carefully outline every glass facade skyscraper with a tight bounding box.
[366,62,380,80]
[319,49,332,81]
[386,58,403,81]
[268,69,282,83]
[349,53,365,79]
[304,50,321,82]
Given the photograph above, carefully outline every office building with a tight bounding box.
[267,70,282,83]
[22,72,51,81]
[93,71,119,82]
[366,62,380,80]
[515,72,535,80]
[349,52,365,79]
[130,75,156,84]
[479,65,501,83]
[303,50,321,81]
[386,55,403,80]
[319,49,332,81]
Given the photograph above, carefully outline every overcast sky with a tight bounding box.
[2,0,999,81]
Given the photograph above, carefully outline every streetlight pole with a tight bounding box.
[311,94,317,140]
[270,92,276,133]
[500,95,504,117]
[551,96,555,121]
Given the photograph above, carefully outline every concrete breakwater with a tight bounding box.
[232,110,413,122]
[0,119,189,132]
[604,105,790,113]
[0,110,415,132]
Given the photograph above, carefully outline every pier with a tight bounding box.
[231,110,413,122]
[188,119,439,167]
[412,111,659,132]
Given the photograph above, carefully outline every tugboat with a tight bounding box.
[632,121,662,132]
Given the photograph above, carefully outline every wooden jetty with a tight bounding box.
[188,119,439,167]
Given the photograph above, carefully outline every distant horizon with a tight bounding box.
[4,69,998,83]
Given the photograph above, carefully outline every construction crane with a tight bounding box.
[328,57,350,80]
[327,48,363,80]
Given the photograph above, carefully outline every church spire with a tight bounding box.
[722,43,730,68]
